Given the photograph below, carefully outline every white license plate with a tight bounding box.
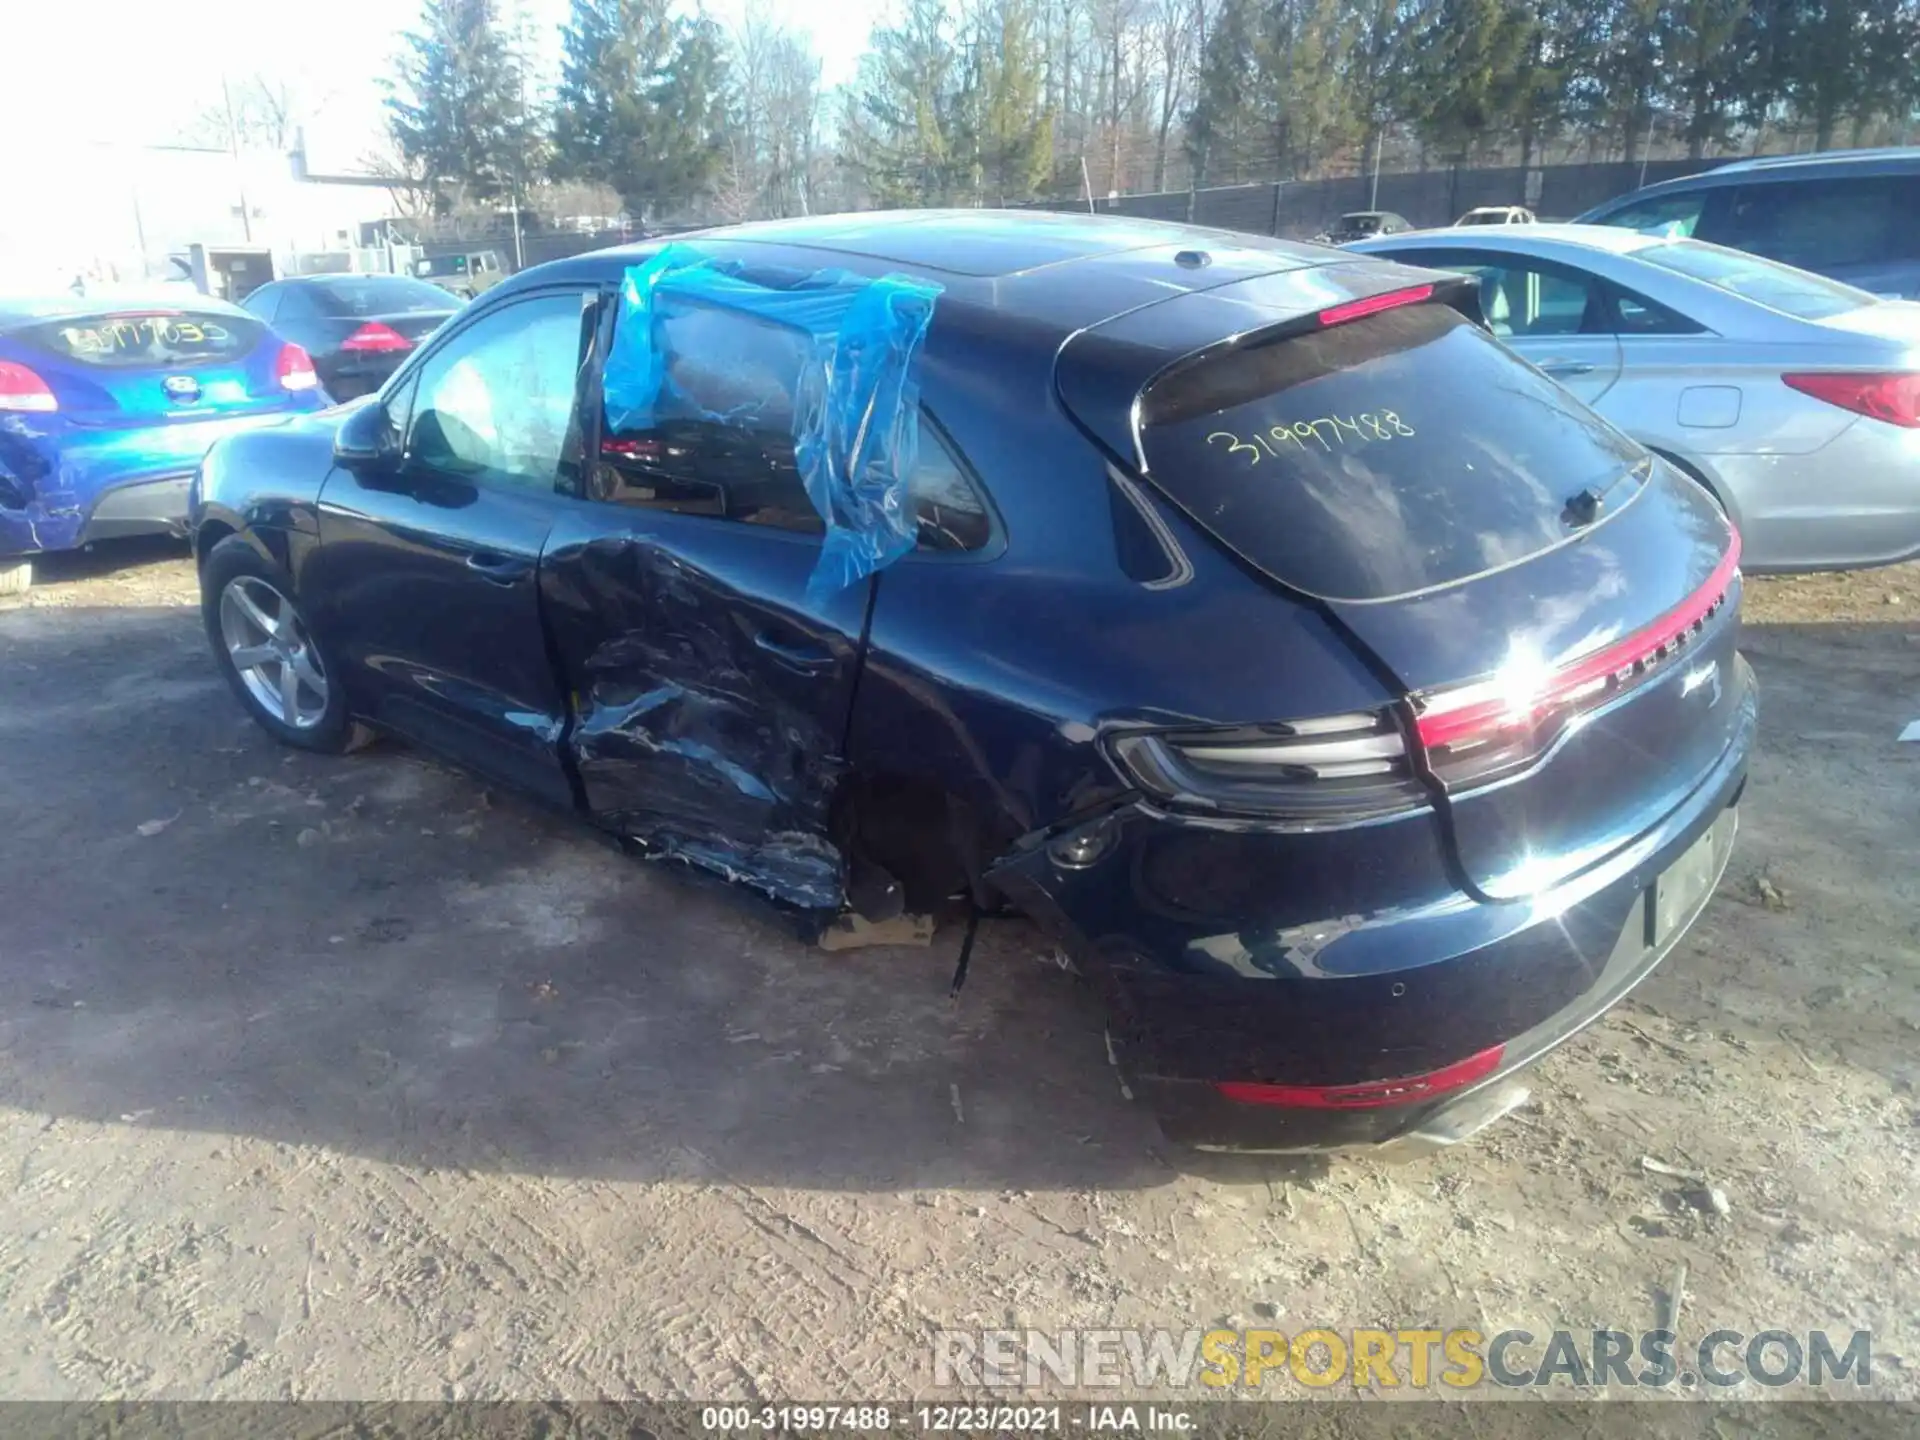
[1654,810,1733,945]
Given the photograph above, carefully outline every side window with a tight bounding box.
[591,305,823,534]
[1610,287,1704,336]
[406,291,590,493]
[1452,260,1604,338]
[1596,190,1706,239]
[240,285,281,322]
[907,424,992,553]
[1714,178,1913,270]
[591,302,981,546]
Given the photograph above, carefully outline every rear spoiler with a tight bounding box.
[1054,263,1484,469]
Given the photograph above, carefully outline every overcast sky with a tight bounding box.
[4,0,886,171]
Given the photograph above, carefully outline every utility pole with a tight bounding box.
[222,76,254,242]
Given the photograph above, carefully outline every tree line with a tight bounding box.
[381,0,1920,224]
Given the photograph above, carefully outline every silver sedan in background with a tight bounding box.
[1347,224,1920,572]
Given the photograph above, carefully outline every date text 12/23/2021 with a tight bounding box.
[699,1405,1194,1432]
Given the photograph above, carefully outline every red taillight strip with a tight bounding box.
[1416,533,1742,754]
[342,321,413,354]
[1316,284,1434,329]
[1217,1043,1504,1110]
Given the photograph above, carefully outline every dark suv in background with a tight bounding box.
[1578,147,1920,298]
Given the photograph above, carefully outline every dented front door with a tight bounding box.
[539,501,872,912]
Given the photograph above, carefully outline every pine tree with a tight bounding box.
[387,0,534,210]
[551,0,676,214]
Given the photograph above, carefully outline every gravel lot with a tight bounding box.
[1,538,1916,1403]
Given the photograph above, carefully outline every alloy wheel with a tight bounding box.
[218,575,329,730]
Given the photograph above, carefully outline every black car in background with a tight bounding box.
[190,211,1752,1154]
[240,275,461,401]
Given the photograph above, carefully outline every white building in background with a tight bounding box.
[2,141,400,296]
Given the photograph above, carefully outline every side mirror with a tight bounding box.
[332,397,401,476]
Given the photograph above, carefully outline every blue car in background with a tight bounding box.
[0,294,327,593]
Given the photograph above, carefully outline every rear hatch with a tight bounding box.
[1060,274,1746,898]
[8,306,299,426]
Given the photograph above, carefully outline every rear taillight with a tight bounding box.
[0,360,57,412]
[1782,371,1920,428]
[1218,1043,1504,1110]
[341,321,412,354]
[1107,710,1426,822]
[1414,535,1742,788]
[1316,284,1434,329]
[275,342,319,392]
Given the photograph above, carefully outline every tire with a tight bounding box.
[0,559,31,597]
[200,536,371,754]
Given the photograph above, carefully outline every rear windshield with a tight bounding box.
[1634,240,1873,319]
[414,256,472,278]
[316,277,457,316]
[1138,303,1648,600]
[23,310,263,369]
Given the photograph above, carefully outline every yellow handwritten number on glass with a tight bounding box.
[1207,431,1262,466]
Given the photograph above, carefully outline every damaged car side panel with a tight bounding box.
[539,519,873,911]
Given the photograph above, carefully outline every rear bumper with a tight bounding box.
[76,474,194,543]
[994,660,1756,1154]
[1142,803,1739,1154]
[1,408,309,557]
[316,354,407,403]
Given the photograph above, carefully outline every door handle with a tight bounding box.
[753,630,835,674]
[465,551,533,584]
[1541,361,1596,377]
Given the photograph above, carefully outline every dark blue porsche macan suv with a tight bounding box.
[190,211,1754,1155]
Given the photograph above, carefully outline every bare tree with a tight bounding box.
[1145,0,1203,191]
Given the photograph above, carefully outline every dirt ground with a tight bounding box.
[0,537,1916,1404]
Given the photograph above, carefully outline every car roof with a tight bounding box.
[1584,146,1920,212]
[1360,222,1658,254]
[1704,145,1920,176]
[622,208,1328,279]
[268,273,425,287]
[499,209,1355,337]
[0,292,249,328]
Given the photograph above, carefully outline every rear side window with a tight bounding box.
[1595,191,1706,238]
[22,310,264,369]
[594,304,991,550]
[1711,177,1920,270]
[1634,240,1872,319]
[1137,303,1648,600]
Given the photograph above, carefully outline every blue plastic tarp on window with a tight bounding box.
[603,243,943,600]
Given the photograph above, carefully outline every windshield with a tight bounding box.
[1635,240,1874,319]
[317,277,458,316]
[413,256,473,278]
[1137,304,1648,600]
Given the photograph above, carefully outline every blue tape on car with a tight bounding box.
[603,243,943,600]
